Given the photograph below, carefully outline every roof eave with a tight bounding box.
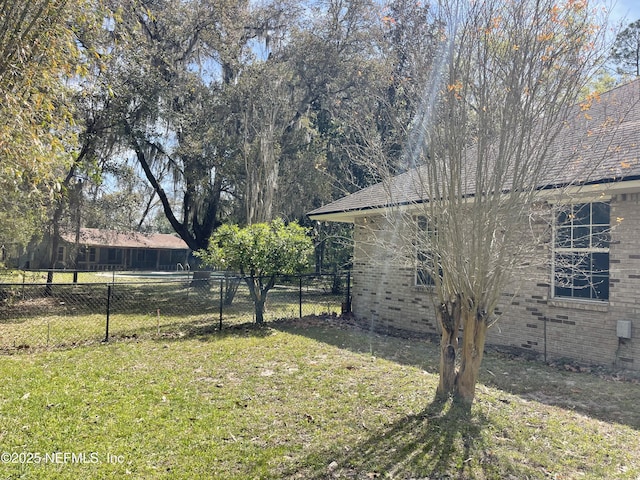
[308,177,640,223]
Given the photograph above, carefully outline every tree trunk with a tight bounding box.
[454,310,489,405]
[244,277,261,323]
[436,298,461,399]
[45,233,58,296]
[314,238,325,274]
[255,296,266,324]
[245,129,279,225]
[46,166,78,294]
[127,128,204,251]
[244,275,276,324]
[436,296,489,405]
[223,272,240,306]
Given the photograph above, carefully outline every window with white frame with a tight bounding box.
[553,202,610,301]
[415,216,439,287]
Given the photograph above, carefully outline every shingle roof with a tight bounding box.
[61,228,189,250]
[309,79,640,220]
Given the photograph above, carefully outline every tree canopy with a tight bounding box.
[0,0,93,183]
[0,0,95,251]
[611,18,640,77]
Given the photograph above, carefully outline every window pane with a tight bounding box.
[556,208,571,226]
[572,226,590,248]
[572,204,590,225]
[417,269,434,286]
[591,252,609,274]
[591,202,610,225]
[555,227,571,248]
[574,252,590,273]
[554,274,573,290]
[555,253,575,276]
[572,274,591,298]
[592,275,609,300]
[592,226,610,248]
[554,285,572,298]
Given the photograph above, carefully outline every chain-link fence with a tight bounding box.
[0,271,350,352]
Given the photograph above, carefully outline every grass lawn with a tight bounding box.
[0,316,638,479]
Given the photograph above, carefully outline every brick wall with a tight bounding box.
[352,215,439,337]
[351,195,639,371]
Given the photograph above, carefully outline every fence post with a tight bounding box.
[104,284,112,342]
[299,276,303,318]
[344,270,352,314]
[219,278,223,330]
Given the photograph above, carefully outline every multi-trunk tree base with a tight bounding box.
[436,297,489,406]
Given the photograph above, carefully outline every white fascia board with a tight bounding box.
[539,179,640,203]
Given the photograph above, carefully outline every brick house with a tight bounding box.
[309,79,640,371]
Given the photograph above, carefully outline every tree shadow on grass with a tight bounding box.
[272,317,439,371]
[0,319,273,355]
[274,317,640,430]
[134,319,274,343]
[285,396,499,480]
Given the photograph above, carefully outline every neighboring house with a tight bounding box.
[35,228,190,271]
[309,79,640,371]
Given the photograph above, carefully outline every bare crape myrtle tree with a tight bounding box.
[361,0,616,405]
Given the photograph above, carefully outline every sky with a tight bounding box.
[608,0,640,27]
